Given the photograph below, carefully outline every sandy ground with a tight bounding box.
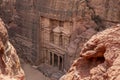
[21,63,50,80]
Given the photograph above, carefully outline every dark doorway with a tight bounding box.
[59,56,63,70]
[54,54,58,67]
[50,52,52,65]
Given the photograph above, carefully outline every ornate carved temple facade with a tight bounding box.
[1,0,98,79]
[1,0,120,80]
[14,0,79,70]
[0,0,93,76]
[40,17,73,71]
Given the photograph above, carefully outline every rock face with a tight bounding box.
[14,0,120,66]
[1,0,120,79]
[0,0,16,23]
[0,18,25,80]
[60,25,120,80]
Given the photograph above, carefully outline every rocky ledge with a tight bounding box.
[0,18,25,80]
[60,25,120,80]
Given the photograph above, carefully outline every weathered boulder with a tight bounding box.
[0,18,25,80]
[60,25,120,80]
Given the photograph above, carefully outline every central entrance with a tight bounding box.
[49,51,64,70]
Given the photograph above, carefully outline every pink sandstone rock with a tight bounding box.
[0,18,25,80]
[60,25,120,80]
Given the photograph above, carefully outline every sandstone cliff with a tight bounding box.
[60,25,120,80]
[63,0,120,70]
[1,0,120,74]
[0,18,25,80]
[9,0,120,66]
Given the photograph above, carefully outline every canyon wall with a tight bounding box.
[0,0,16,23]
[0,0,120,79]
[14,0,40,64]
[0,18,25,80]
[11,0,120,66]
[60,25,120,80]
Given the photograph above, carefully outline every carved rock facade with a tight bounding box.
[1,0,120,79]
[14,0,120,66]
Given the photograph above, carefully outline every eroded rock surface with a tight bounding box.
[60,25,120,80]
[0,18,25,80]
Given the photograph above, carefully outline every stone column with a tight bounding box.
[43,29,51,42]
[62,56,64,70]
[40,48,45,63]
[47,50,50,64]
[53,26,61,46]
[41,17,50,42]
[43,48,46,63]
[62,34,70,48]
[52,52,54,66]
[58,56,60,69]
[45,49,49,64]
[54,32,60,45]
